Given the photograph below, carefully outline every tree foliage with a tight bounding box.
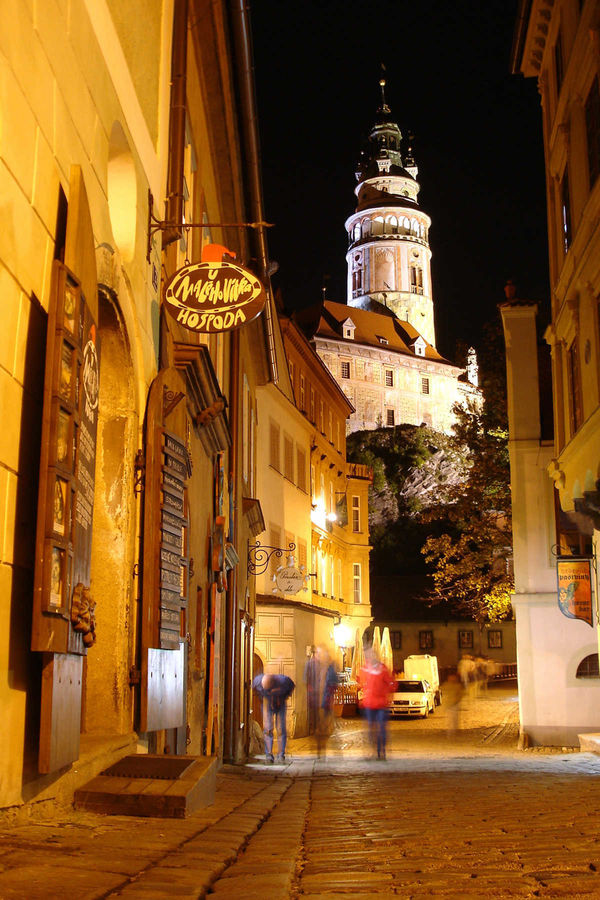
[347,319,513,624]
[421,320,513,623]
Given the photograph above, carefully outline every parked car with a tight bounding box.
[388,679,435,718]
[403,654,442,706]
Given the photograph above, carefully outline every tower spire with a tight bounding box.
[378,65,390,114]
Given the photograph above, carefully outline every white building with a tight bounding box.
[313,80,477,435]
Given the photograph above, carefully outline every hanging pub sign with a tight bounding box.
[275,565,305,596]
[163,260,267,334]
[557,558,593,627]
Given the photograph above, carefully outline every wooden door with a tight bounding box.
[31,167,100,774]
[140,367,190,734]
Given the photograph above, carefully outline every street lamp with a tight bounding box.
[334,621,353,672]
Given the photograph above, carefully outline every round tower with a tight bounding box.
[345,79,436,347]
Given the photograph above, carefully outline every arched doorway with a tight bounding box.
[84,289,137,736]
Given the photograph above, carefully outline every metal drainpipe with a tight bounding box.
[223,0,276,763]
[163,0,188,247]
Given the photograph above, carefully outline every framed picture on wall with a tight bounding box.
[488,630,502,649]
[458,630,473,650]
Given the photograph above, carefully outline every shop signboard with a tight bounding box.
[164,260,266,333]
[557,558,593,627]
[275,565,305,596]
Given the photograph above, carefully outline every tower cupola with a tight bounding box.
[345,79,436,348]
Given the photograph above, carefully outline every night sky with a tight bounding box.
[250,0,550,360]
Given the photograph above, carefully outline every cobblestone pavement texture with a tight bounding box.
[3,686,600,899]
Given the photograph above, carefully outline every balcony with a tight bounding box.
[347,462,373,481]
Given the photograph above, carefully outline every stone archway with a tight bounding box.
[83,289,138,737]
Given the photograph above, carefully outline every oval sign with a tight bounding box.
[275,566,305,596]
[164,261,266,334]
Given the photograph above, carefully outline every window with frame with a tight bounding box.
[586,79,600,190]
[319,398,324,433]
[554,31,564,97]
[386,408,395,427]
[283,434,294,482]
[561,169,572,253]
[487,630,502,650]
[421,376,430,395]
[567,338,583,434]
[269,525,281,574]
[385,369,394,387]
[309,386,315,423]
[297,538,307,571]
[353,563,361,603]
[390,630,402,650]
[341,361,350,379]
[419,630,433,650]
[297,448,307,492]
[269,421,280,471]
[299,373,306,411]
[352,495,360,532]
[458,630,474,650]
[328,409,333,443]
[576,654,600,678]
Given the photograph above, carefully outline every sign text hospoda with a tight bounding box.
[164,261,266,334]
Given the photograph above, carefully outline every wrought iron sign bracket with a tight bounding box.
[247,541,296,577]
[146,190,274,261]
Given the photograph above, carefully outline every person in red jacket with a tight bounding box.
[359,648,395,760]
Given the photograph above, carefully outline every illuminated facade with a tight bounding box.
[504,0,600,745]
[254,314,372,736]
[0,0,276,812]
[314,83,478,435]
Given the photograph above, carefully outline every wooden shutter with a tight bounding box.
[140,366,190,732]
[31,167,100,773]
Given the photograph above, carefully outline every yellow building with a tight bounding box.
[253,312,372,737]
[1,0,273,813]
[504,0,600,745]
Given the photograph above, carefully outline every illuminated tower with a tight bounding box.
[345,79,436,347]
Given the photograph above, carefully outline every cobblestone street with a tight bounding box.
[3,686,600,899]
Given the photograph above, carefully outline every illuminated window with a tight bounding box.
[353,564,361,604]
[421,377,430,395]
[341,361,350,379]
[288,358,294,387]
[352,496,360,532]
[309,386,315,423]
[385,369,394,387]
[299,373,306,410]
[410,265,423,294]
[386,408,395,427]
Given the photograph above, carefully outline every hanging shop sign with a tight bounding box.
[275,565,305,596]
[557,558,593,627]
[164,261,266,334]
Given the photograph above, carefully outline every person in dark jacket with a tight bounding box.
[252,672,295,763]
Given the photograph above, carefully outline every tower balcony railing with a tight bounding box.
[410,285,424,294]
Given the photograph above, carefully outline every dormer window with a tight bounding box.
[377,336,388,345]
[412,336,426,357]
[342,317,356,340]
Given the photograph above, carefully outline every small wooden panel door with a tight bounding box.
[140,367,190,733]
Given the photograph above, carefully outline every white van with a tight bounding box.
[403,654,441,706]
[388,679,435,718]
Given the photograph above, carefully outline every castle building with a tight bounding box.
[313,81,477,434]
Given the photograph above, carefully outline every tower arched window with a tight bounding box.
[372,216,384,236]
[402,216,410,233]
[411,218,418,235]
[362,219,371,239]
[353,223,361,242]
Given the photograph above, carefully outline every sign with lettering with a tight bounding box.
[275,565,305,596]
[557,558,593,627]
[164,261,266,333]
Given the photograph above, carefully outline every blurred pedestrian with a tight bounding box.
[303,646,319,735]
[443,672,464,734]
[252,672,295,763]
[359,647,395,760]
[313,645,338,758]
